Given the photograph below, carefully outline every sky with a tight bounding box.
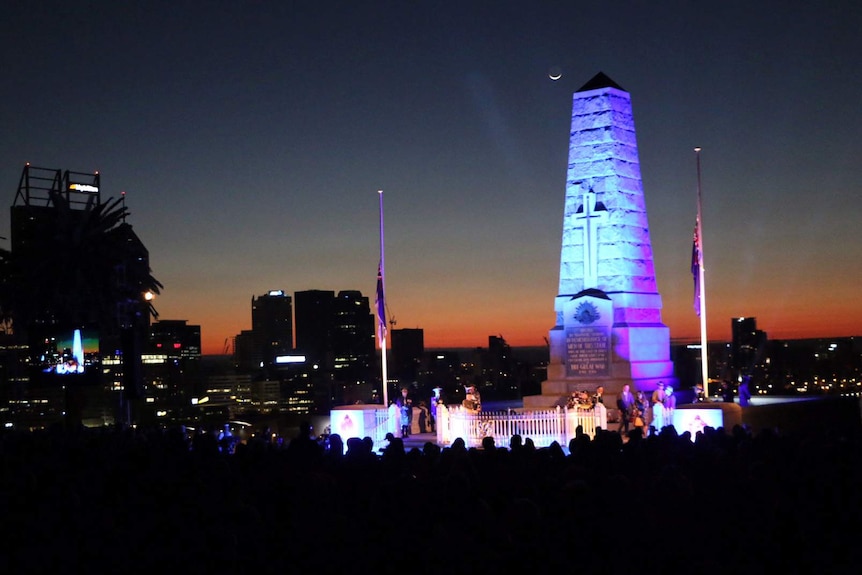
[2,2,861,355]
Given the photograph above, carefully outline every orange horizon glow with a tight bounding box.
[196,314,861,356]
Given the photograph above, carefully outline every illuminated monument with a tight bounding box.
[526,72,676,407]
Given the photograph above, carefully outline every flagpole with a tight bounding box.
[695,147,709,397]
[378,190,389,408]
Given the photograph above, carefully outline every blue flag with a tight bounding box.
[691,223,701,316]
[375,263,386,346]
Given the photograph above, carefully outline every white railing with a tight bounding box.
[366,405,397,444]
[436,403,607,449]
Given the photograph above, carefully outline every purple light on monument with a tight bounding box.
[536,72,677,404]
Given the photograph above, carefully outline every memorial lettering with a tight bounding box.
[565,326,610,376]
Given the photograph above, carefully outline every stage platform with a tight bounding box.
[365,395,862,452]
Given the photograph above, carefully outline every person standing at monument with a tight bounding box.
[430,386,442,432]
[633,391,648,435]
[650,383,667,433]
[397,387,412,438]
[617,384,635,435]
[651,382,666,407]
[663,385,676,427]
[592,386,605,406]
[463,385,481,413]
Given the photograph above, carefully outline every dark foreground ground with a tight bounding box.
[2,415,861,575]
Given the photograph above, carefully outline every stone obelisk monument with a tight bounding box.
[525,72,676,408]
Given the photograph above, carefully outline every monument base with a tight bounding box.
[525,371,677,410]
[527,289,677,411]
[523,377,629,410]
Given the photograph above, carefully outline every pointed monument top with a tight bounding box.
[576,72,625,93]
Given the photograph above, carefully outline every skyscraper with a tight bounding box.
[391,328,424,385]
[331,290,375,385]
[486,335,513,392]
[294,289,375,407]
[145,319,202,418]
[149,319,202,359]
[731,317,766,380]
[251,290,293,363]
[294,289,336,367]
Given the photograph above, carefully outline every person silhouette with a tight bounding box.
[739,376,752,407]
[617,384,635,435]
[397,387,412,437]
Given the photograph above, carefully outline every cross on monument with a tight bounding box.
[573,189,607,289]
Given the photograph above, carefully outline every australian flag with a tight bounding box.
[375,262,387,347]
[691,222,701,316]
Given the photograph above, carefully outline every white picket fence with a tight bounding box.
[435,403,607,449]
[344,403,608,449]
[368,405,397,444]
[359,404,419,444]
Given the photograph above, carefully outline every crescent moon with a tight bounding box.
[548,66,562,81]
[549,72,562,81]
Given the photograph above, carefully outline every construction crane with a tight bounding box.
[222,337,231,356]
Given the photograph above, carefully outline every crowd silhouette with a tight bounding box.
[2,417,861,574]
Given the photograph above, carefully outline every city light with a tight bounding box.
[68,183,98,193]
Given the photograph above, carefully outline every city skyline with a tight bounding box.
[3,3,861,355]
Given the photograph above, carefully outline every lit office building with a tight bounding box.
[233,290,294,373]
[252,290,294,366]
[141,320,202,422]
